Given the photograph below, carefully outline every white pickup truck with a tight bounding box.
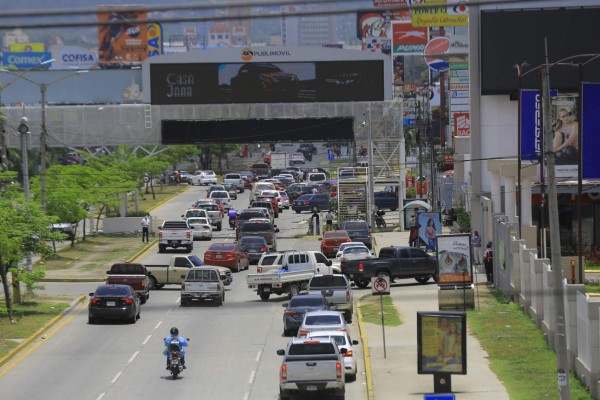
[246,251,334,301]
[277,337,346,400]
[180,267,225,306]
[158,220,193,253]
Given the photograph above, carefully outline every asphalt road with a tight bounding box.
[0,184,368,400]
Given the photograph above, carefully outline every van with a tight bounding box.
[250,163,270,180]
[307,172,327,183]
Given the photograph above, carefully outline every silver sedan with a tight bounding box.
[186,217,212,240]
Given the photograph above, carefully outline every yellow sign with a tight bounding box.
[10,43,45,52]
[411,2,469,27]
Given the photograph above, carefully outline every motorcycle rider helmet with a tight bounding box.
[170,327,179,336]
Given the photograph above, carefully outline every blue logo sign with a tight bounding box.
[582,83,600,179]
[2,52,52,69]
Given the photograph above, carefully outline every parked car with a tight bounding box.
[50,222,76,241]
[191,170,217,185]
[203,242,249,272]
[186,217,212,240]
[320,230,351,258]
[292,194,330,213]
[281,294,331,336]
[238,236,269,264]
[306,330,359,381]
[298,310,348,337]
[88,284,141,324]
[340,219,372,249]
[179,171,194,184]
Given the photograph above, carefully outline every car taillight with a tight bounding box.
[260,247,268,252]
[257,266,263,273]
[303,201,309,205]
[186,231,191,238]
[359,263,364,272]
[123,298,133,304]
[336,362,343,378]
[159,231,163,238]
[181,282,185,290]
[285,311,295,317]
[299,329,309,337]
[338,328,347,332]
[269,234,274,242]
[343,349,353,357]
[90,297,101,305]
[281,364,287,381]
[346,290,351,303]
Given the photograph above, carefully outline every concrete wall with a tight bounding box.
[102,216,158,235]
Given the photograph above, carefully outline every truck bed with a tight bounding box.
[246,269,314,286]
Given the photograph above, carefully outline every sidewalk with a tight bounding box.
[364,230,510,399]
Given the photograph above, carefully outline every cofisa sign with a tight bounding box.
[2,52,52,69]
[49,46,98,70]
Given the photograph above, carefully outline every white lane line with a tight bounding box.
[111,371,123,384]
[154,321,163,330]
[175,297,180,304]
[143,335,152,345]
[255,350,262,363]
[248,370,256,384]
[128,351,140,363]
[243,392,249,400]
[95,393,105,400]
[166,308,172,315]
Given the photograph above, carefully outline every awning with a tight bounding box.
[401,200,431,211]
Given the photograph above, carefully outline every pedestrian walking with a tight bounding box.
[141,215,151,243]
[484,241,494,285]
[325,210,334,231]
[409,223,420,247]
[472,231,482,265]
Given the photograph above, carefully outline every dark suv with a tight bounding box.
[340,220,372,249]
[238,221,278,251]
[291,194,330,213]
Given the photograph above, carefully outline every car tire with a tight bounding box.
[346,373,357,382]
[295,210,301,214]
[148,276,158,290]
[88,315,95,324]
[344,309,353,323]
[236,260,241,273]
[129,314,137,324]
[215,295,223,306]
[377,271,390,281]
[186,244,193,253]
[354,278,370,289]
[415,277,431,284]
[158,245,165,253]
[217,223,222,231]
[180,298,188,307]
[259,292,270,301]
[140,296,146,305]
[280,388,291,400]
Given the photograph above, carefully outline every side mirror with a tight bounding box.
[340,348,348,355]
[275,228,280,233]
[326,260,332,266]
[88,292,94,297]
[352,340,359,345]
[105,270,110,274]
[282,303,288,308]
[276,349,285,356]
[180,275,186,279]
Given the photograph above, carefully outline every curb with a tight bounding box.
[0,295,86,369]
[356,298,375,400]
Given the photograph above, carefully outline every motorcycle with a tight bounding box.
[374,210,386,229]
[228,215,237,229]
[166,338,189,380]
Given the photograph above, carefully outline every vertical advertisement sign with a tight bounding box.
[417,311,467,374]
[551,95,578,178]
[418,212,442,252]
[436,234,472,284]
[97,7,148,64]
[582,83,600,180]
[520,89,542,161]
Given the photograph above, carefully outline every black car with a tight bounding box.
[50,222,76,241]
[238,236,269,264]
[282,294,331,336]
[88,284,141,324]
[340,220,373,249]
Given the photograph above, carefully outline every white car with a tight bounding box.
[338,246,373,262]
[335,242,370,260]
[192,170,217,186]
[298,311,348,338]
[278,191,290,209]
[291,152,305,164]
[186,217,212,240]
[306,330,359,381]
[208,190,232,210]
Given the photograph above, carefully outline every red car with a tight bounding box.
[204,242,249,272]
[320,230,351,258]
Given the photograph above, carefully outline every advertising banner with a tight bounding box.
[418,212,442,251]
[2,52,52,69]
[49,45,98,70]
[582,83,600,180]
[10,43,45,52]
[373,0,412,21]
[411,0,469,27]
[392,22,428,55]
[520,90,542,161]
[436,233,472,284]
[146,22,163,58]
[417,311,467,374]
[97,7,148,64]
[551,95,578,178]
[452,111,470,137]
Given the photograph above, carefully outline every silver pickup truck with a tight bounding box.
[180,267,225,306]
[277,337,346,400]
[191,203,223,231]
[307,274,354,322]
[158,220,193,253]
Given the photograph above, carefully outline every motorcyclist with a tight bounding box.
[164,327,188,369]
[227,208,237,229]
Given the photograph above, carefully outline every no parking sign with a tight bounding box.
[371,276,390,296]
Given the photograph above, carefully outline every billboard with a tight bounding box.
[582,83,600,180]
[392,22,428,55]
[10,43,45,52]
[2,52,52,69]
[436,233,472,284]
[551,95,578,178]
[411,0,469,27]
[417,311,467,374]
[150,60,385,105]
[418,211,442,252]
[49,45,98,70]
[97,7,148,64]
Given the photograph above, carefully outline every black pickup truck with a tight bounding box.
[340,246,437,288]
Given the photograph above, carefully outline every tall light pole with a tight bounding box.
[0,67,88,210]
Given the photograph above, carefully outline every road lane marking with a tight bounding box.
[243,392,249,400]
[154,321,163,330]
[175,297,180,304]
[143,335,152,345]
[111,371,123,384]
[95,393,105,400]
[0,300,87,378]
[248,370,256,384]
[255,350,261,362]
[128,351,140,363]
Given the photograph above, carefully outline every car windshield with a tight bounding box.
[197,204,219,211]
[260,255,279,266]
[185,210,206,218]
[240,237,267,245]
[189,255,204,266]
[344,247,369,255]
[95,285,130,296]
[290,297,325,307]
[310,276,347,287]
[288,343,336,356]
[324,232,349,239]
[211,192,228,198]
[187,218,208,225]
[309,335,347,346]
[208,244,235,251]
[305,315,342,325]
[225,174,240,179]
[344,222,367,230]
[240,211,265,220]
[241,223,272,232]
[203,171,215,176]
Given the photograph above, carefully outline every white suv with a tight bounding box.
[223,173,245,193]
[192,170,217,186]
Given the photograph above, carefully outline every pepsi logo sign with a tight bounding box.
[423,37,450,72]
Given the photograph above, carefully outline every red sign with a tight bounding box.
[424,36,450,72]
[392,23,429,54]
[453,112,470,137]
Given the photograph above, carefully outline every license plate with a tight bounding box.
[107,301,116,307]
[263,287,271,293]
[307,385,317,391]
[215,254,223,259]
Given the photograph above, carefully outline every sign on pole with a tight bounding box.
[371,276,390,295]
[327,148,335,161]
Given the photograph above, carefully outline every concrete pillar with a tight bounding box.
[504,175,516,223]
[486,159,502,214]
[521,175,532,226]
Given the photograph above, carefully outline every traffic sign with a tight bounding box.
[327,148,334,161]
[371,276,390,295]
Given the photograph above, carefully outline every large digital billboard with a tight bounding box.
[150,60,385,105]
[481,7,600,95]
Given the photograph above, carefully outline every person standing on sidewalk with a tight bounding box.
[325,210,334,231]
[484,241,494,285]
[471,231,482,265]
[141,215,151,243]
[409,223,420,247]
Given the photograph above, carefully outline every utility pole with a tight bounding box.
[40,83,47,211]
[367,107,375,227]
[541,51,570,399]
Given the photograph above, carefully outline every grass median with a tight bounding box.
[358,294,401,326]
